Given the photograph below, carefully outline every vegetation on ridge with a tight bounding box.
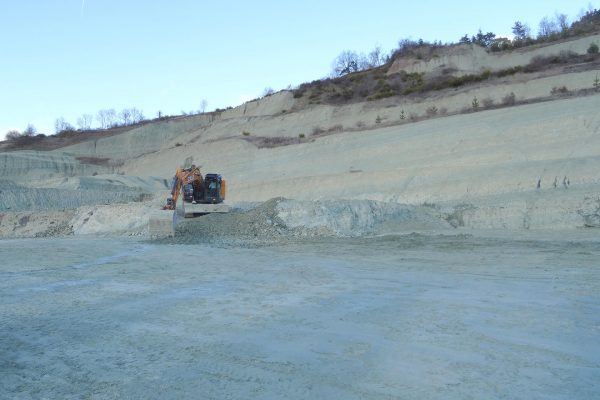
[4,7,600,146]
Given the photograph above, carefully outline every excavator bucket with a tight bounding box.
[148,210,177,238]
[162,198,175,210]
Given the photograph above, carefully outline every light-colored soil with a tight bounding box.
[1,234,598,399]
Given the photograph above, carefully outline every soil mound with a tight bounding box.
[162,198,449,245]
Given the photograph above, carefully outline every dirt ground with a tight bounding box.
[1,232,598,399]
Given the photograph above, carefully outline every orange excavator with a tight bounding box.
[163,164,226,210]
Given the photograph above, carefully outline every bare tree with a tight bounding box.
[352,52,368,70]
[55,118,75,134]
[367,46,385,68]
[76,114,93,130]
[262,87,274,97]
[555,13,569,32]
[23,124,37,136]
[105,109,117,127]
[538,16,559,38]
[119,108,132,125]
[97,108,118,128]
[130,107,144,123]
[332,50,361,76]
[55,117,66,134]
[200,99,208,113]
[97,109,109,129]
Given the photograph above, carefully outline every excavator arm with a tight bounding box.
[163,166,203,210]
[163,168,183,210]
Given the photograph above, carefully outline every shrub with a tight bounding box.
[441,70,491,89]
[175,142,183,147]
[524,52,578,73]
[242,131,250,136]
[375,115,383,124]
[588,42,599,54]
[341,88,354,100]
[593,74,600,90]
[502,92,516,106]
[550,86,569,95]
[308,91,321,100]
[399,110,406,120]
[472,97,479,111]
[524,55,552,72]
[402,72,424,88]
[5,130,21,140]
[367,78,395,101]
[496,66,523,77]
[482,98,494,108]
[299,133,305,139]
[426,105,438,116]
[312,126,325,135]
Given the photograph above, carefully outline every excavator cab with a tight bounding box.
[183,183,195,203]
[202,174,225,204]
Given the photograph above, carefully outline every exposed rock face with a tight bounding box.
[57,114,217,159]
[579,196,600,227]
[387,36,598,76]
[1,37,600,238]
[0,151,108,181]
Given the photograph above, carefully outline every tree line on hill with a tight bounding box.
[4,99,209,142]
[332,7,600,77]
[5,108,145,142]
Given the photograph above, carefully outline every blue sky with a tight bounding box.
[1,0,597,139]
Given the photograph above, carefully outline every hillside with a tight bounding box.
[1,33,600,237]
